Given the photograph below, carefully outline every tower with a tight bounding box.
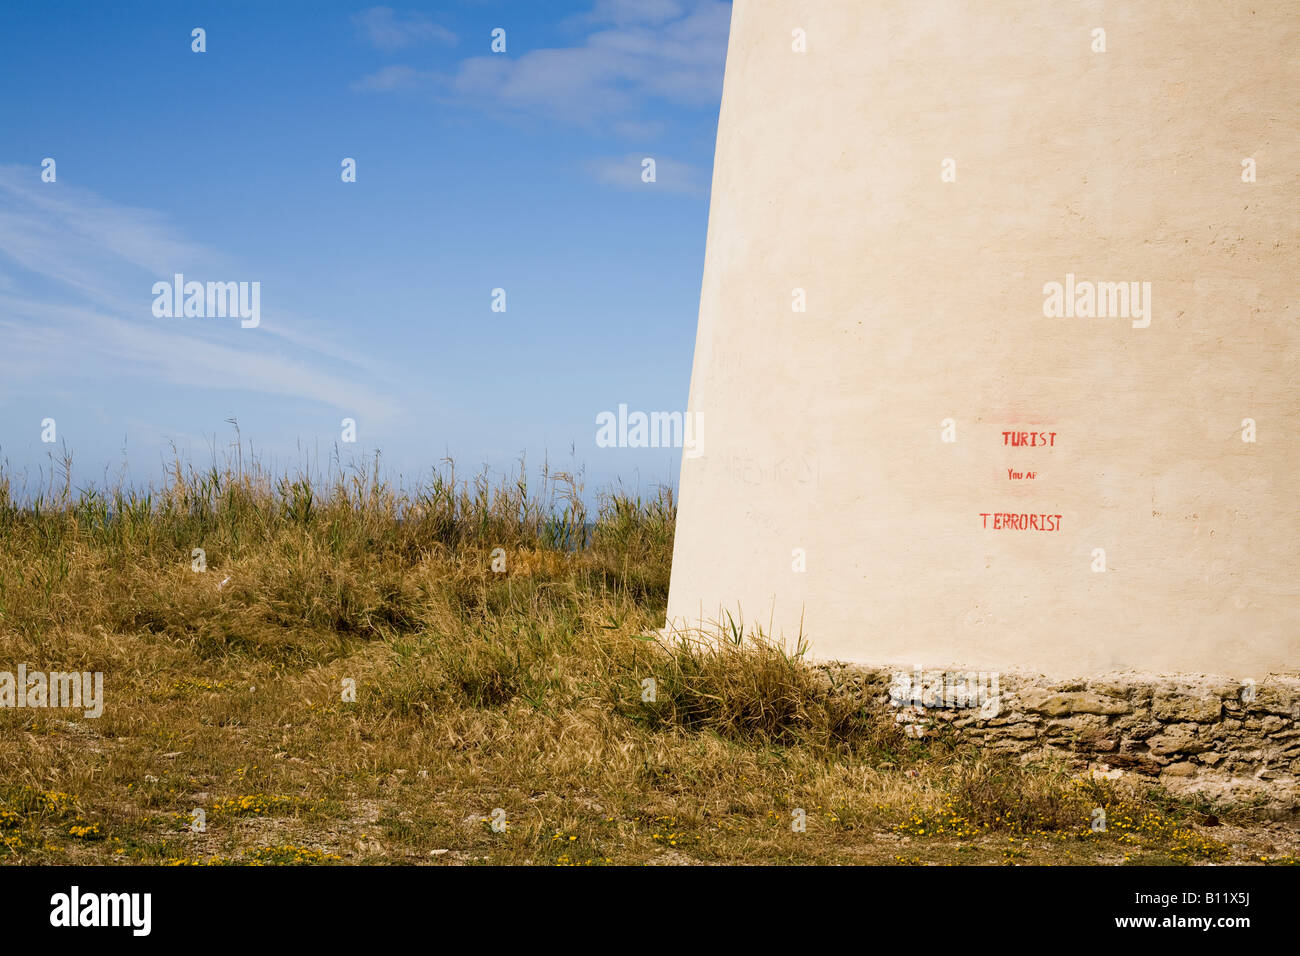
[666,0,1300,678]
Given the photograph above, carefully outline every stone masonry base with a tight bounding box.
[812,665,1300,809]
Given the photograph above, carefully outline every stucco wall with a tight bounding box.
[666,0,1300,678]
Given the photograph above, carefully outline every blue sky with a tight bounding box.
[0,0,730,500]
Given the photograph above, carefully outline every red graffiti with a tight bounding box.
[1002,431,1057,447]
[979,513,1063,531]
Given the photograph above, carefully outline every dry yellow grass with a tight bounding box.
[0,451,1294,865]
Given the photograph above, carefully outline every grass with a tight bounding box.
[0,445,1295,866]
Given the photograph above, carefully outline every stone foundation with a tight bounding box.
[814,665,1300,809]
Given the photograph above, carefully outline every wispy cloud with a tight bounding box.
[353,6,458,51]
[350,64,440,92]
[0,166,399,423]
[0,171,215,299]
[578,0,689,25]
[353,0,730,135]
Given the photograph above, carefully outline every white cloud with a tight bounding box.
[0,166,399,423]
[581,0,688,25]
[353,0,730,131]
[353,6,457,50]
[452,1,729,118]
